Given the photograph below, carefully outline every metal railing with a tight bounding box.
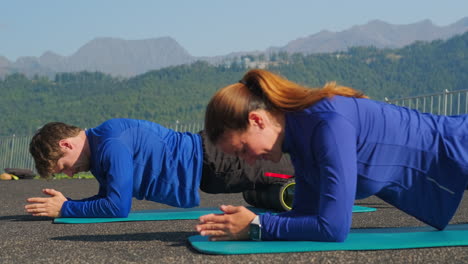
[0,134,36,172]
[385,89,468,116]
[3,89,468,173]
[164,120,204,133]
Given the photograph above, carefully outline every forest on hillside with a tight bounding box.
[1,32,467,136]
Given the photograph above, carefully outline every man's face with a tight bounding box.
[53,140,90,177]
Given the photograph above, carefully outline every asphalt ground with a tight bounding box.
[1,179,468,264]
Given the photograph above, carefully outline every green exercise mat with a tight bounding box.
[54,205,375,224]
[188,224,468,254]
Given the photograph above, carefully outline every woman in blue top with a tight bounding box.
[196,69,468,242]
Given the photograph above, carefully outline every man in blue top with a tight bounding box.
[25,119,294,218]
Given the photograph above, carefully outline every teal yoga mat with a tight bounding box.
[54,207,266,224]
[351,205,376,213]
[53,205,375,224]
[188,224,468,254]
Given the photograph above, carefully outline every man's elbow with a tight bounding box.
[105,203,130,218]
[112,210,129,218]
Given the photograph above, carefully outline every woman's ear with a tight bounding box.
[248,111,266,129]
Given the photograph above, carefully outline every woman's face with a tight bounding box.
[218,111,284,165]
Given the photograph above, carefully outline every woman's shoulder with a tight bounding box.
[286,96,378,128]
[301,96,356,114]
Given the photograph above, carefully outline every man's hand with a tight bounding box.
[195,205,256,241]
[25,189,67,218]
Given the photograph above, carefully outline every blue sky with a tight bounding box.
[1,0,467,61]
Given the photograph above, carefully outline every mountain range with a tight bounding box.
[1,17,468,78]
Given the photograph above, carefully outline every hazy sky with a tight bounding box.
[1,0,467,61]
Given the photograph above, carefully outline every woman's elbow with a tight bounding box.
[324,230,348,242]
[293,227,348,242]
[319,222,350,242]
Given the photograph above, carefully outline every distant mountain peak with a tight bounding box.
[0,55,11,68]
[275,17,468,54]
[366,19,391,26]
[66,36,194,76]
[413,19,435,26]
[79,36,180,48]
[454,16,468,27]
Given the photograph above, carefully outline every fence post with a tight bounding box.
[444,89,449,115]
[9,134,15,168]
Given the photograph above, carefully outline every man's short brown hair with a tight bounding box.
[29,122,82,178]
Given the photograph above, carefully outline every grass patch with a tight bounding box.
[53,173,95,179]
[32,172,95,180]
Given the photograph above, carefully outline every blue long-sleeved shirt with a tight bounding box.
[60,118,204,217]
[260,96,468,241]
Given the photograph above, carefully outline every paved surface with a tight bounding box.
[1,179,468,264]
